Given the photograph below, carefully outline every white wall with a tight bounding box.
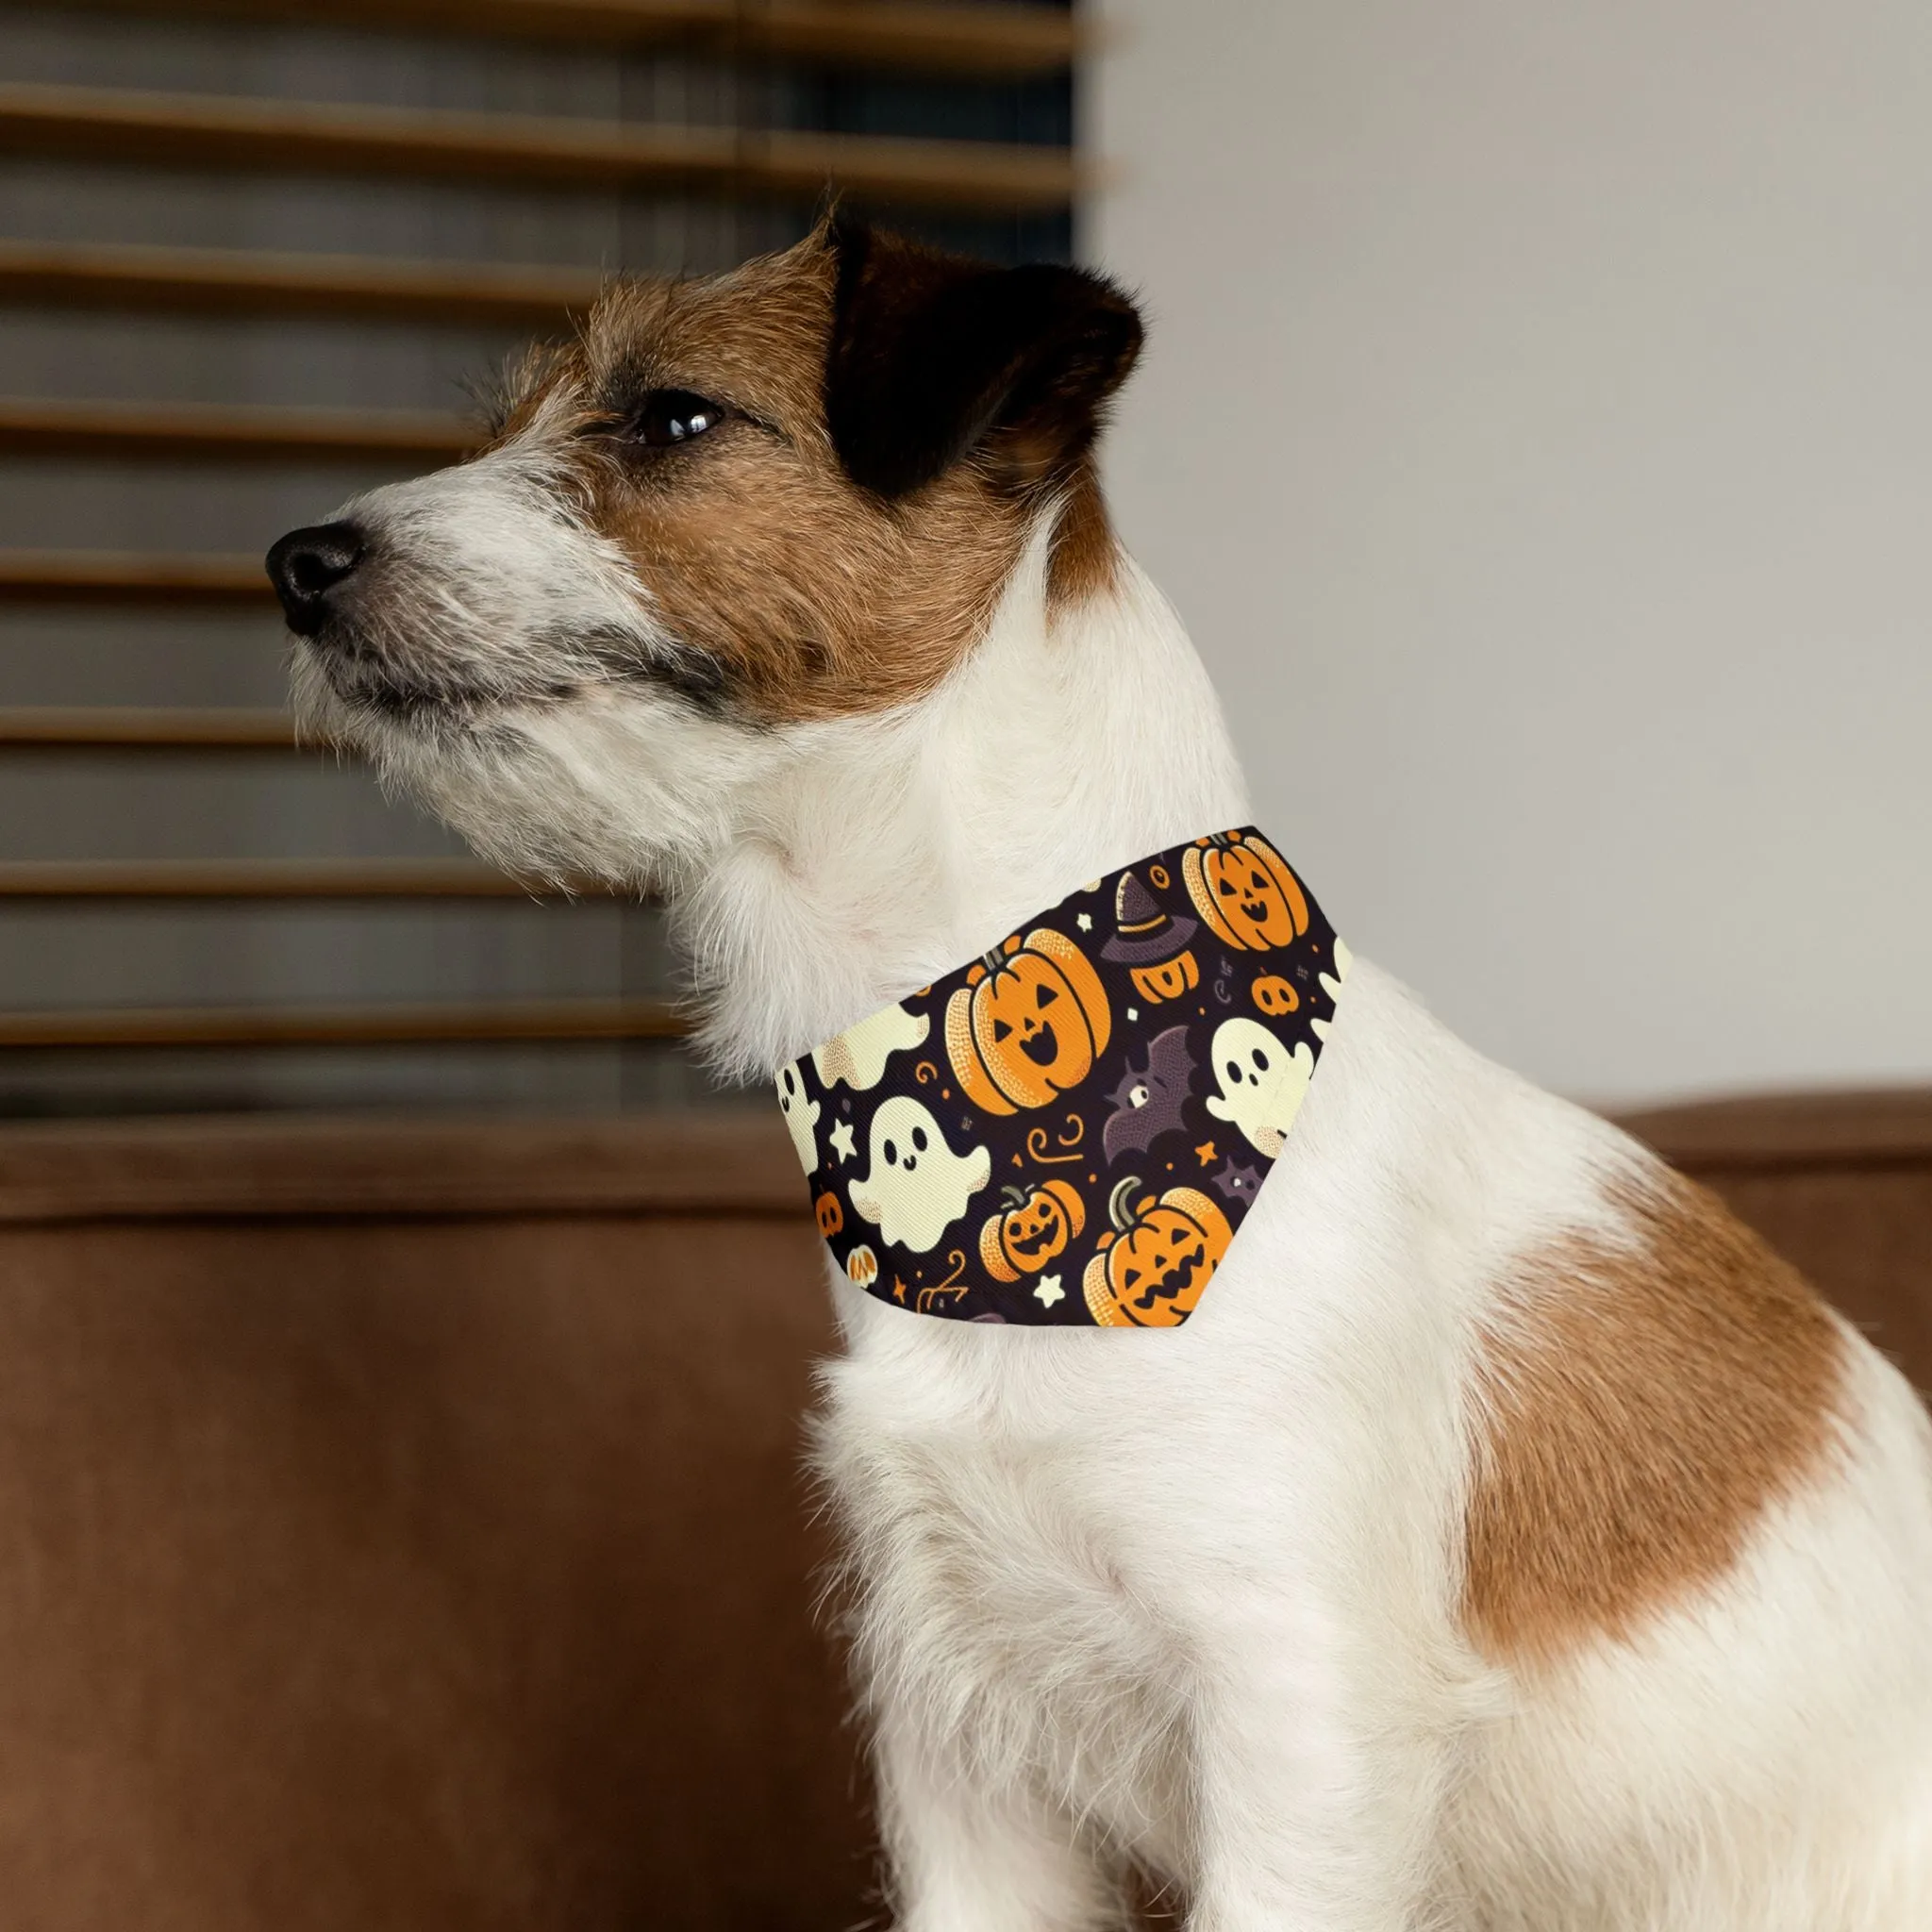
[1087,0,1932,1106]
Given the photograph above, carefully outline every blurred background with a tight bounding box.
[0,7,1926,1928]
[1094,0,1932,1107]
[2,0,1925,1123]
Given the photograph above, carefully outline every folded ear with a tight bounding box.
[824,216,1143,500]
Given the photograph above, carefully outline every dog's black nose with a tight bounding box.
[266,522,364,636]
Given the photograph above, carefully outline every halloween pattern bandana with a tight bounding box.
[775,829,1346,1328]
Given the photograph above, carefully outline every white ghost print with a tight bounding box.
[1312,936,1353,1044]
[1205,1016,1316,1159]
[811,1003,930,1091]
[774,1061,820,1174]
[847,1096,991,1253]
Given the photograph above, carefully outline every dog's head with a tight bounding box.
[268,219,1142,887]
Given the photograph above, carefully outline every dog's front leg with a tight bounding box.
[874,1707,1125,1932]
[1183,1619,1447,1932]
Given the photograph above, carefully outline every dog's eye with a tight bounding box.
[628,389,728,447]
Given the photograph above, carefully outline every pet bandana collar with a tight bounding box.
[775,828,1344,1327]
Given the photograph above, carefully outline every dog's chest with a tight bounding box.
[819,1326,1200,1855]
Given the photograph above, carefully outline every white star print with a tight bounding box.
[827,1119,857,1162]
[1034,1273,1065,1307]
[1076,912,1093,931]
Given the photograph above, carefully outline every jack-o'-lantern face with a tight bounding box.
[1082,1179,1234,1327]
[1183,831,1310,953]
[814,1191,844,1238]
[979,1179,1085,1283]
[945,928,1112,1114]
[1251,974,1299,1017]
[1129,949,1199,1004]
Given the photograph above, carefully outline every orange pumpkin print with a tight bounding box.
[1251,974,1300,1017]
[944,929,1112,1115]
[1130,950,1199,1004]
[979,1179,1086,1283]
[1082,1175,1235,1328]
[1182,830,1310,953]
[814,1191,844,1238]
[1103,870,1201,1005]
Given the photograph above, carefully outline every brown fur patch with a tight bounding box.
[488,231,1110,724]
[1046,462,1122,611]
[1463,1169,1847,1665]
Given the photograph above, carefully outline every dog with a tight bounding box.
[269,217,1932,1929]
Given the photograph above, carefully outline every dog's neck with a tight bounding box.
[679,524,1252,1082]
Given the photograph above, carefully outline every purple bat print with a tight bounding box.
[1211,1156,1265,1205]
[1102,1024,1197,1160]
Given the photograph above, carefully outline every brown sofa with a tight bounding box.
[0,1092,1924,1929]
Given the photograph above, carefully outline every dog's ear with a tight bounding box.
[824,216,1143,501]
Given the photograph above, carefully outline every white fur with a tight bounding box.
[296,470,1932,1929]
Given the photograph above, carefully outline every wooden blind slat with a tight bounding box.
[0,551,273,605]
[0,398,474,464]
[0,708,297,749]
[0,860,564,900]
[25,0,1079,77]
[0,997,685,1048]
[0,240,600,326]
[0,83,1083,213]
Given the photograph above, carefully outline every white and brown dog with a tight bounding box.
[269,220,1932,1930]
